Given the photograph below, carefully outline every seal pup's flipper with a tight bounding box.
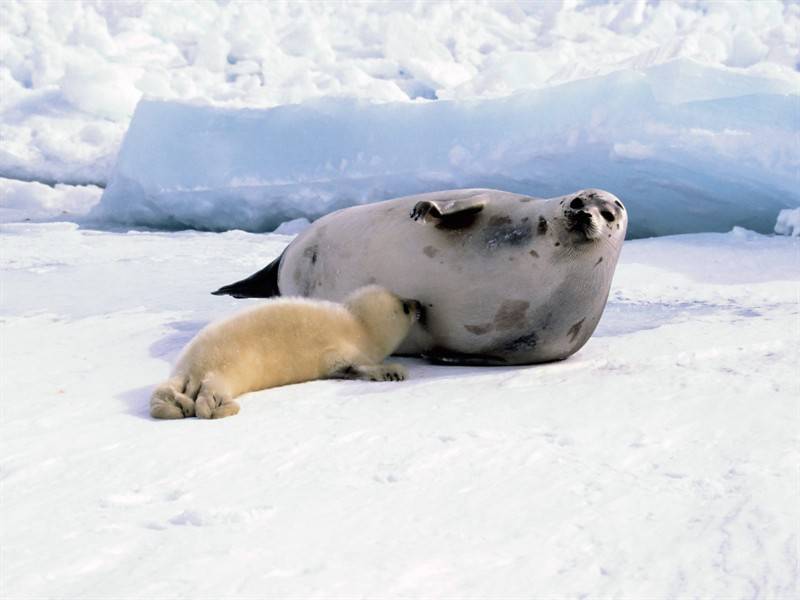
[410,195,487,228]
[212,254,282,298]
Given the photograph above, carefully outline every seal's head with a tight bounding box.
[562,189,627,244]
[345,285,423,354]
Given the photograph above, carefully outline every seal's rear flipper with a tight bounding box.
[410,195,487,229]
[212,254,282,298]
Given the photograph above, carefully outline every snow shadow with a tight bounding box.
[149,319,207,363]
[115,320,207,421]
[118,385,154,420]
[595,299,722,337]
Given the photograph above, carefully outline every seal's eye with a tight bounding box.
[570,198,584,210]
[601,210,615,222]
[402,302,410,315]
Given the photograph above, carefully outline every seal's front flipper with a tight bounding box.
[212,254,282,298]
[410,195,487,228]
[421,346,506,366]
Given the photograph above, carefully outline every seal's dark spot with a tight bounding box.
[554,242,560,247]
[538,216,548,234]
[465,323,493,335]
[494,300,530,331]
[300,277,316,296]
[594,257,603,267]
[423,245,439,258]
[601,210,615,222]
[529,250,539,258]
[489,215,512,226]
[303,245,319,265]
[484,219,533,250]
[500,331,538,353]
[519,197,533,203]
[570,198,584,210]
[567,318,586,343]
[615,200,624,210]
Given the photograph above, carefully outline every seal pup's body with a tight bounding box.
[214,188,627,366]
[151,286,421,419]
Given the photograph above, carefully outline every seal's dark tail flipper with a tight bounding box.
[212,254,282,298]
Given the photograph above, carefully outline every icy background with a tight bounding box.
[1,0,799,234]
[96,70,798,236]
[1,2,799,598]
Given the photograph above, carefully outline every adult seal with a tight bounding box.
[213,188,627,365]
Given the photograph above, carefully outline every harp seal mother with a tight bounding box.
[214,188,627,365]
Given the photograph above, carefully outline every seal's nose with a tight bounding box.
[575,210,593,227]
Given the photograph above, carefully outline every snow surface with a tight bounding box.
[775,208,800,237]
[0,177,103,224]
[2,0,799,188]
[95,61,799,237]
[2,224,798,598]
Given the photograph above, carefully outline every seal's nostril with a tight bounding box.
[570,198,584,210]
[601,210,615,222]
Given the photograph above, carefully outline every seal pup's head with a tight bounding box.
[561,189,627,245]
[345,285,423,355]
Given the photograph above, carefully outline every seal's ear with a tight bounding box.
[410,195,487,229]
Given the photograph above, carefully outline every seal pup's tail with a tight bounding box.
[212,253,282,298]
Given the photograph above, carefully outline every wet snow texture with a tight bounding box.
[1,224,798,598]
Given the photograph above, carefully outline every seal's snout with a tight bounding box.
[574,210,593,229]
[567,209,599,240]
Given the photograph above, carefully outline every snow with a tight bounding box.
[2,223,798,598]
[0,177,103,223]
[775,208,800,237]
[94,62,799,237]
[272,217,311,236]
[2,0,799,189]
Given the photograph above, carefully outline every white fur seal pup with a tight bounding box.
[213,188,627,366]
[151,286,422,419]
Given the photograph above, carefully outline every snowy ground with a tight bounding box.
[1,223,797,599]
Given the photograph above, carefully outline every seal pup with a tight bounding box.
[213,188,627,366]
[151,285,423,419]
